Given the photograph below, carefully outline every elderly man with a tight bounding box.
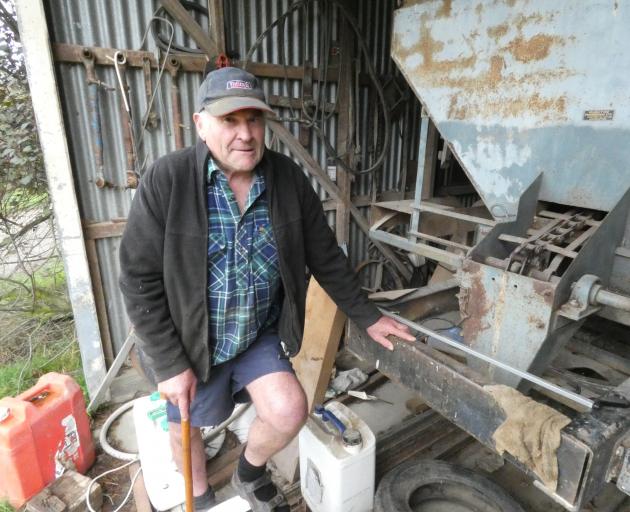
[119,67,413,511]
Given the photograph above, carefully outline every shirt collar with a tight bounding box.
[207,157,262,184]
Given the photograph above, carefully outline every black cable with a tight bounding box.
[245,0,391,175]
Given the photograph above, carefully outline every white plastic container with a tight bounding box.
[299,401,375,512]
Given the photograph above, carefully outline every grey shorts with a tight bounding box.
[166,326,294,427]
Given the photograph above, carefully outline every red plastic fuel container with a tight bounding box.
[0,372,95,507]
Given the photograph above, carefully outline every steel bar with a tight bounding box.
[594,288,630,312]
[379,309,595,410]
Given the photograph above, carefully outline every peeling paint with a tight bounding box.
[507,34,561,63]
[436,0,452,18]
[487,23,509,40]
[459,136,532,174]
[460,262,491,343]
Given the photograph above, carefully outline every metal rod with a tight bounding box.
[594,287,630,312]
[379,308,595,410]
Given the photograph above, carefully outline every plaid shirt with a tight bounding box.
[207,159,281,365]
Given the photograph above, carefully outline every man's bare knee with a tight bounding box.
[259,391,307,435]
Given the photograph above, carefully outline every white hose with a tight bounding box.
[99,397,253,460]
[99,400,138,461]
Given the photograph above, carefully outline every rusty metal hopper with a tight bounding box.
[391,0,630,222]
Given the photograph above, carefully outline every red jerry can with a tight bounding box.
[0,372,95,508]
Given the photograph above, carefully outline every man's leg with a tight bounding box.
[168,423,209,497]
[232,371,306,511]
[245,371,307,465]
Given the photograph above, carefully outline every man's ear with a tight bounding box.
[192,112,204,139]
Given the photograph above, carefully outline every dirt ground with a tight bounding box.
[87,404,138,512]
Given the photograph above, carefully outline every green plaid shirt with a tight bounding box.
[207,159,281,365]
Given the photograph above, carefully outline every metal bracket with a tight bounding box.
[617,449,630,495]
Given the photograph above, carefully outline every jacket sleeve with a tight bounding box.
[118,163,190,382]
[299,171,381,329]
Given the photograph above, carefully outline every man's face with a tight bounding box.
[193,108,265,174]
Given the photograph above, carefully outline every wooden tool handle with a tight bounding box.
[181,418,194,512]
[159,393,194,511]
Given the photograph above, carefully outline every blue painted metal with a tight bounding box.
[392,0,630,221]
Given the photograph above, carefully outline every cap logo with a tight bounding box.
[227,80,253,90]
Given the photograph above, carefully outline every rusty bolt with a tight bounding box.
[126,171,139,189]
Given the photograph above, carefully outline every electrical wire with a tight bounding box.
[85,459,141,512]
[244,0,391,175]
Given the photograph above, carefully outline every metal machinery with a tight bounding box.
[347,1,630,510]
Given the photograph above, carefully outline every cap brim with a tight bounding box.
[204,97,276,117]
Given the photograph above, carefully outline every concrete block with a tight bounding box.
[26,470,102,512]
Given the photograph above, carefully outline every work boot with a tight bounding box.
[231,468,289,512]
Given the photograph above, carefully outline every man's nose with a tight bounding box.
[236,122,253,141]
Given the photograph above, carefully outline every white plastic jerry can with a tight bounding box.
[299,401,376,512]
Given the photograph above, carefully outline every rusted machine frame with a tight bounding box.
[346,318,630,511]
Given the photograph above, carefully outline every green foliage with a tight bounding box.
[0,73,46,200]
[0,501,14,512]
[0,253,69,314]
[0,331,84,400]
[0,0,85,408]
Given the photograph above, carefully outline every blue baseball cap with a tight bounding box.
[196,67,274,116]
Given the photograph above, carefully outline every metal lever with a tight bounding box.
[379,308,595,410]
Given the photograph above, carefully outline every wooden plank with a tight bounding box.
[408,230,471,251]
[53,42,339,80]
[538,210,600,226]
[160,0,218,56]
[85,239,114,367]
[414,202,496,226]
[272,277,347,483]
[295,278,347,409]
[497,233,578,259]
[334,0,356,245]
[83,220,127,240]
[206,0,225,55]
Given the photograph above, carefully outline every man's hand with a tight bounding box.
[158,368,197,420]
[366,316,416,351]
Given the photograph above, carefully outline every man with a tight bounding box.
[119,67,413,511]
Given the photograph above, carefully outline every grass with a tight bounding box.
[0,257,86,401]
[0,329,86,399]
[0,258,68,314]
[2,188,48,213]
[0,249,86,511]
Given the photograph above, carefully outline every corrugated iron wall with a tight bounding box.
[45,0,422,358]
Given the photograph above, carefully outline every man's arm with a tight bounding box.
[298,173,414,349]
[119,164,191,381]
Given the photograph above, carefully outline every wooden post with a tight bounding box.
[334,0,356,244]
[271,278,347,482]
[206,0,226,55]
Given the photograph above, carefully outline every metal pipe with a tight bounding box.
[379,308,595,410]
[594,287,630,312]
[168,57,184,150]
[113,52,135,175]
[81,49,105,188]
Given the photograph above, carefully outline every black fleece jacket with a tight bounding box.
[119,139,380,383]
